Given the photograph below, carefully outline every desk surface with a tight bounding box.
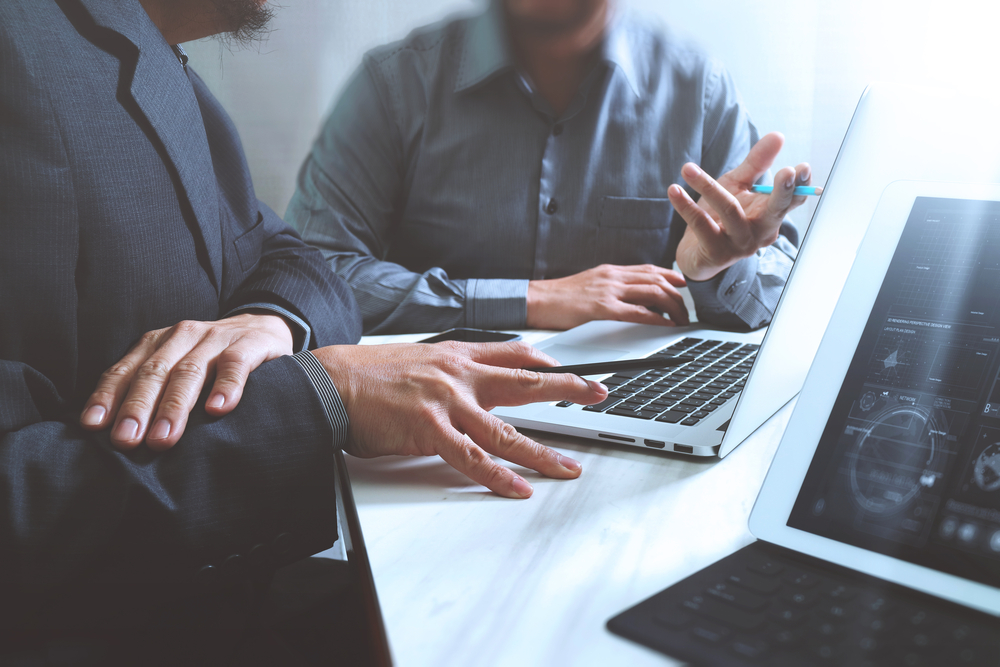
[347,331,793,666]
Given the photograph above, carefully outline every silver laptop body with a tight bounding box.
[495,82,1000,458]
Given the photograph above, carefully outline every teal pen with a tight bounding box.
[751,184,823,196]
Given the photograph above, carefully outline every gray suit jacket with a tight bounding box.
[0,0,361,658]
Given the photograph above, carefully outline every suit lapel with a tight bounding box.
[77,0,224,292]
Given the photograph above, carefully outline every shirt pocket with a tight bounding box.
[596,196,673,266]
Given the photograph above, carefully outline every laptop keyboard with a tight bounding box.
[555,337,758,426]
[608,543,1000,667]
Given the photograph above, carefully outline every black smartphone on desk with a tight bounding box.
[419,328,521,343]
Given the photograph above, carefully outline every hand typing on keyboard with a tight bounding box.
[311,341,608,499]
[526,263,690,330]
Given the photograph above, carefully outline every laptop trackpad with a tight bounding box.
[539,343,631,365]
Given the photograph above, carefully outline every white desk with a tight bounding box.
[346,331,794,666]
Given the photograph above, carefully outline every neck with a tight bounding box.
[505,1,611,116]
[138,0,227,44]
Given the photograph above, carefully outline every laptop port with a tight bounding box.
[599,433,635,443]
[673,444,694,454]
[644,439,666,449]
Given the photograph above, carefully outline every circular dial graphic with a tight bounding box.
[974,442,1000,492]
[849,405,944,515]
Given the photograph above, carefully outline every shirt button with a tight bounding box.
[552,123,563,136]
[546,199,558,215]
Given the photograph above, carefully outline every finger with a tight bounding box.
[789,163,815,208]
[434,425,537,498]
[110,323,208,449]
[606,302,679,327]
[458,340,562,370]
[725,131,785,187]
[765,166,798,220]
[474,365,608,408]
[459,410,582,481]
[614,265,687,288]
[668,183,727,251]
[205,343,259,415]
[681,163,752,243]
[618,284,690,326]
[145,343,222,451]
[80,332,163,431]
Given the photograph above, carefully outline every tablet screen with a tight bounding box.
[788,197,1000,588]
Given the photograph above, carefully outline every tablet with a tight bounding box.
[750,181,1000,616]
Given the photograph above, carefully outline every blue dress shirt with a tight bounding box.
[286,1,798,334]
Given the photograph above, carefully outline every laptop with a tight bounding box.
[608,182,1000,665]
[495,83,1000,458]
[491,85,885,458]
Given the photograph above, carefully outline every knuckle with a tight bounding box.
[102,363,133,382]
[171,358,205,381]
[513,368,544,391]
[173,320,202,337]
[136,357,172,382]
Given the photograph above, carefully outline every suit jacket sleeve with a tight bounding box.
[0,6,353,628]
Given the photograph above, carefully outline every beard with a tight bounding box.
[211,0,275,48]
[506,0,602,39]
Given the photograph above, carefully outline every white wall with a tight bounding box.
[185,0,1000,228]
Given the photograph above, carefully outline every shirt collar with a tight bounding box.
[600,8,642,98]
[455,1,642,98]
[454,0,513,93]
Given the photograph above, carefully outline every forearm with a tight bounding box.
[1,356,338,612]
[328,252,528,335]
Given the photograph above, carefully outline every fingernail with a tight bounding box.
[112,417,139,442]
[149,419,171,441]
[207,393,225,410]
[587,380,607,393]
[785,177,795,189]
[511,475,533,499]
[558,454,582,473]
[81,405,106,426]
[798,167,811,183]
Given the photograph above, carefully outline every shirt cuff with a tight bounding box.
[465,279,529,330]
[291,350,350,449]
[685,255,763,327]
[224,303,312,352]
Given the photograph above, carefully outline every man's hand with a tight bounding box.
[80,313,294,451]
[527,264,689,330]
[311,341,608,499]
[670,132,814,282]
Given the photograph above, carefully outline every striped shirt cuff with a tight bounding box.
[465,279,529,330]
[291,350,350,449]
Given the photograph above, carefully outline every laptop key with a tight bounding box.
[682,595,766,631]
[681,417,700,426]
[726,572,782,595]
[656,411,686,424]
[706,582,768,611]
[582,397,621,412]
[747,560,784,576]
[730,637,771,660]
[555,401,573,407]
[653,606,692,629]
[608,407,658,420]
[688,620,731,645]
[782,570,822,588]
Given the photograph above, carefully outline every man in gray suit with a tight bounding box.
[0,0,605,662]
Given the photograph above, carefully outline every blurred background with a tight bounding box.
[184,0,999,232]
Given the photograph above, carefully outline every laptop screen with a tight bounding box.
[788,196,1000,588]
